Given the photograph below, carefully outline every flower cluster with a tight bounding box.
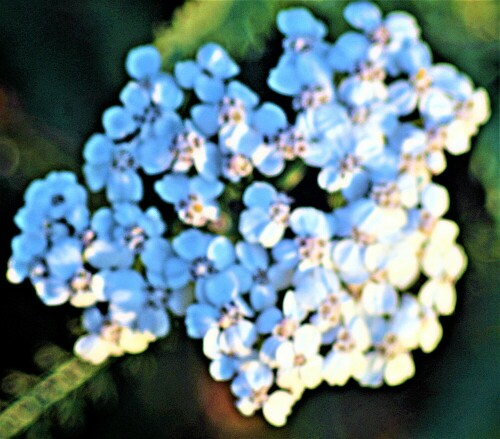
[7,2,489,427]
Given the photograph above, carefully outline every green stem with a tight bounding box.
[0,357,106,437]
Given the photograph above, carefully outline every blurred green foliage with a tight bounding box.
[0,0,498,438]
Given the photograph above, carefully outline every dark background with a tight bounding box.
[0,1,498,438]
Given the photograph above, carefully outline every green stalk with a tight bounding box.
[0,357,106,437]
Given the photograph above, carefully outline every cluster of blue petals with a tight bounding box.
[7,1,490,427]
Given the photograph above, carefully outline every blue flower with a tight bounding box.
[229,359,297,427]
[191,80,260,139]
[236,242,294,311]
[175,42,240,101]
[83,135,143,203]
[268,8,333,105]
[154,174,224,227]
[317,128,388,199]
[342,2,422,76]
[271,207,335,271]
[74,306,155,364]
[8,172,90,294]
[93,268,147,325]
[294,103,351,168]
[239,182,292,248]
[250,103,301,176]
[84,203,165,270]
[113,45,183,140]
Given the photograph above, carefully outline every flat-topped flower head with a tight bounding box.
[6,3,492,429]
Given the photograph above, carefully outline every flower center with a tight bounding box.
[113,149,136,171]
[293,85,332,110]
[273,318,297,339]
[219,306,243,329]
[296,237,328,266]
[219,97,246,126]
[284,36,314,53]
[269,199,291,225]
[294,353,307,366]
[173,131,205,167]
[189,257,215,279]
[226,153,253,178]
[122,226,146,251]
[339,154,361,177]
[371,182,401,208]
[70,269,92,293]
[319,295,341,325]
[178,194,213,227]
[371,26,391,45]
[413,68,432,92]
[252,268,269,285]
[334,328,356,352]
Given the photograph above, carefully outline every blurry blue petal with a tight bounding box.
[388,80,417,116]
[46,238,82,281]
[83,164,108,192]
[194,73,224,103]
[185,303,218,338]
[254,148,285,177]
[12,233,46,262]
[253,103,288,136]
[250,284,277,311]
[190,176,224,200]
[227,81,259,109]
[83,307,104,333]
[191,104,219,137]
[107,169,143,203]
[142,238,170,273]
[210,356,237,381]
[172,229,210,261]
[85,240,134,270]
[242,182,276,209]
[328,32,369,72]
[33,278,70,306]
[138,307,170,337]
[205,271,237,306]
[225,264,253,293]
[271,239,298,268]
[256,307,282,334]
[197,43,240,79]
[164,257,191,289]
[120,82,150,113]
[236,242,269,271]
[174,60,202,89]
[398,41,432,75]
[83,134,113,165]
[102,106,137,140]
[125,45,161,80]
[239,209,269,243]
[152,74,184,110]
[344,2,382,32]
[154,174,190,204]
[290,207,331,238]
[194,142,221,181]
[268,55,302,96]
[207,236,235,270]
[138,138,174,175]
[342,170,370,201]
[277,8,327,38]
